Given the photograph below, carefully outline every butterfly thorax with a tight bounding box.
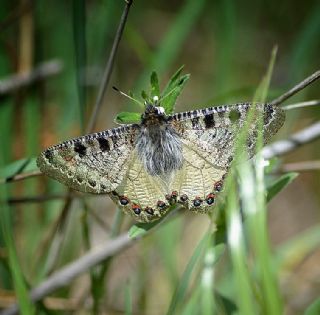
[135,104,183,176]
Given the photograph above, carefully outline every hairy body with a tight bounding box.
[135,105,183,176]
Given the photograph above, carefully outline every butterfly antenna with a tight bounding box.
[112,86,144,107]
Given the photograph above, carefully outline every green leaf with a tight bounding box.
[150,71,160,98]
[264,157,280,174]
[304,298,320,315]
[162,65,184,96]
[266,172,298,202]
[114,112,141,124]
[215,292,238,315]
[141,90,148,101]
[161,74,190,114]
[128,221,159,239]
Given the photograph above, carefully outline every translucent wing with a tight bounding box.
[168,102,285,168]
[110,145,226,223]
[37,125,139,193]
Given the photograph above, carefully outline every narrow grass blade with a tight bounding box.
[180,286,201,315]
[304,298,320,315]
[266,172,298,202]
[72,0,87,132]
[200,243,226,315]
[0,162,35,314]
[0,158,37,179]
[165,231,210,315]
[215,292,238,315]
[226,176,256,315]
[242,47,283,315]
[289,2,320,81]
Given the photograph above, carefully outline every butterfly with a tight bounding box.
[37,100,285,223]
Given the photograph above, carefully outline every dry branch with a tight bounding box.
[0,60,63,95]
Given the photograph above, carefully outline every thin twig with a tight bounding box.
[86,0,133,133]
[0,60,63,95]
[262,121,320,159]
[6,193,71,204]
[282,100,320,111]
[0,170,42,184]
[271,70,320,106]
[281,160,320,172]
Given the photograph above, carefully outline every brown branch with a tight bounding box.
[283,100,320,111]
[0,60,63,95]
[86,0,133,133]
[6,193,75,204]
[281,160,320,172]
[271,70,320,106]
[262,121,320,159]
[0,170,42,184]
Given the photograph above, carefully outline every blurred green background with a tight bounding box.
[0,0,320,314]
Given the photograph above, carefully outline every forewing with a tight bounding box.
[37,125,139,193]
[168,103,285,168]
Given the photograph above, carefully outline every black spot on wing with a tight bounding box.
[97,137,110,152]
[44,150,54,162]
[191,117,200,128]
[203,113,215,129]
[74,142,87,157]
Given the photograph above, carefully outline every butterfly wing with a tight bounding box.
[169,103,285,168]
[110,151,172,222]
[159,102,286,214]
[37,125,139,193]
[110,146,226,223]
[109,103,285,222]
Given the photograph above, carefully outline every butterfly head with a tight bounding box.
[142,97,167,125]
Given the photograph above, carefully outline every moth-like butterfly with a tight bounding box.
[37,99,285,222]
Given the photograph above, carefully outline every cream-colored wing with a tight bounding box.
[37,125,138,193]
[111,150,171,222]
[112,146,226,223]
[169,103,285,168]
